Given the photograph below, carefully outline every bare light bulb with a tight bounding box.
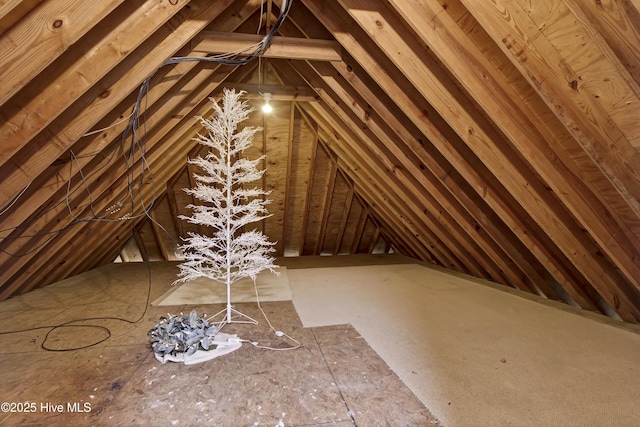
[261,93,273,113]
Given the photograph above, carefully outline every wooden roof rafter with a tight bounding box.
[299,0,630,317]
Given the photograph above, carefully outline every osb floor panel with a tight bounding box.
[0,262,440,426]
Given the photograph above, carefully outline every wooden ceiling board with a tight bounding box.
[532,0,640,147]
[346,170,428,262]
[23,215,132,295]
[448,6,640,297]
[54,41,264,276]
[318,0,628,312]
[0,0,187,169]
[6,152,168,297]
[0,0,236,207]
[388,0,640,304]
[461,0,640,218]
[566,0,640,87]
[308,3,616,314]
[300,140,333,256]
[1,0,640,323]
[73,221,135,276]
[312,110,460,271]
[308,58,552,295]
[290,4,476,270]
[193,32,342,62]
[299,59,527,288]
[338,195,363,256]
[0,48,192,235]
[310,90,476,275]
[0,58,235,296]
[0,0,125,106]
[149,194,181,262]
[166,168,199,239]
[354,187,425,261]
[308,0,552,288]
[0,75,220,298]
[0,0,42,34]
[332,174,355,256]
[320,168,349,256]
[314,144,338,256]
[260,99,292,256]
[136,219,164,263]
[459,0,640,321]
[323,51,562,297]
[357,216,377,255]
[282,105,315,257]
[327,0,640,320]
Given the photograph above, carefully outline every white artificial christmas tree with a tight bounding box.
[175,88,278,325]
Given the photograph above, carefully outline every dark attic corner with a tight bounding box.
[1,0,640,426]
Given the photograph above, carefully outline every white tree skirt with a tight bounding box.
[154,333,242,365]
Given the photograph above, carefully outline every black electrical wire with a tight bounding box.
[0,0,293,243]
[0,0,293,350]
[0,222,153,352]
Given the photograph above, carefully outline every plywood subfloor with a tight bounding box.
[0,259,439,426]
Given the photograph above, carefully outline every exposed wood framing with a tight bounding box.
[192,32,342,61]
[1,0,639,323]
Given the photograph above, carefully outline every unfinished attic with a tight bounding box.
[1,0,640,426]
